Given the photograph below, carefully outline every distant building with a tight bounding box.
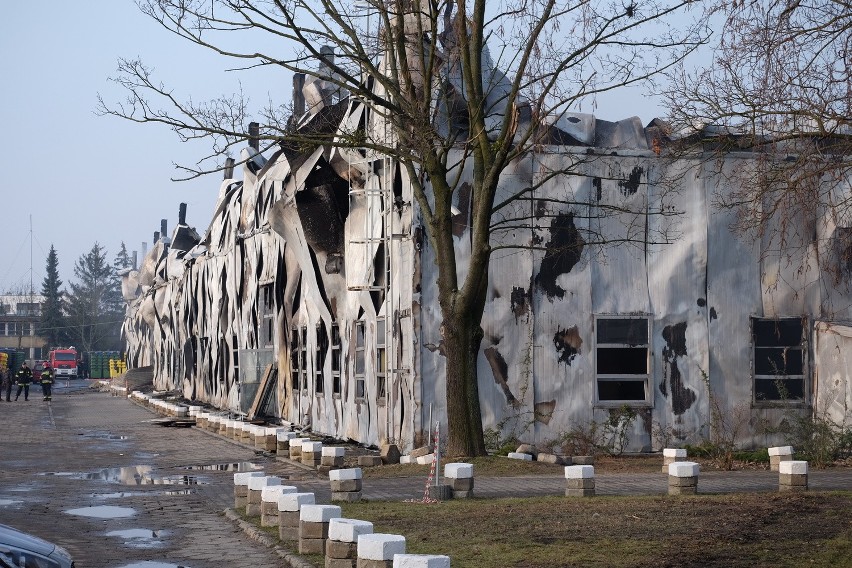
[0,295,47,360]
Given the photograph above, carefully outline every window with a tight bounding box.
[331,323,341,395]
[595,316,651,405]
[315,322,327,394]
[290,327,300,390]
[752,318,806,402]
[354,321,366,398]
[376,318,387,399]
[260,284,275,348]
[300,326,308,392]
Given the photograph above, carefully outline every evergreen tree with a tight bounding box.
[39,245,66,347]
[65,243,123,352]
[109,242,132,315]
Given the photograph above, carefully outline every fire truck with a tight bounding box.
[48,347,78,379]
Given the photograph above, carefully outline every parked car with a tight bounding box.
[0,523,74,568]
[32,360,50,376]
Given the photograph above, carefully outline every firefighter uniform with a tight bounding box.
[40,367,54,401]
[15,364,33,401]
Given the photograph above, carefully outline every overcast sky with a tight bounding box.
[0,1,673,295]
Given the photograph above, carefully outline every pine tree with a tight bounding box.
[109,242,132,314]
[38,245,65,347]
[65,243,123,352]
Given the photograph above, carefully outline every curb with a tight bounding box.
[223,508,315,568]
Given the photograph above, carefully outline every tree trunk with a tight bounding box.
[442,310,488,457]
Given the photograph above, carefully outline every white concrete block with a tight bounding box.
[400,455,412,464]
[300,504,342,523]
[663,448,687,458]
[261,485,298,502]
[507,452,533,461]
[277,431,297,441]
[444,463,473,479]
[564,465,595,479]
[322,446,346,457]
[278,492,315,512]
[769,446,794,456]
[358,533,407,561]
[291,437,310,448]
[393,554,451,568]
[266,426,290,436]
[669,462,700,477]
[329,518,374,543]
[779,460,808,475]
[248,475,282,491]
[302,441,323,453]
[233,471,265,486]
[330,468,363,481]
[416,453,435,465]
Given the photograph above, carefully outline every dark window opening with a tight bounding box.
[315,321,327,394]
[376,318,386,399]
[752,317,806,402]
[331,323,341,394]
[596,316,650,404]
[355,320,365,398]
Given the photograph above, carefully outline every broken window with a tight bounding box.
[300,326,308,392]
[331,323,341,395]
[752,317,806,402]
[315,321,327,394]
[595,316,650,405]
[290,327,300,390]
[260,284,275,348]
[355,320,366,399]
[376,318,386,400]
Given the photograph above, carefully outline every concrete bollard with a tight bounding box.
[261,485,298,527]
[769,446,794,472]
[197,412,209,429]
[277,431,297,453]
[507,452,533,461]
[327,518,374,568]
[299,504,342,555]
[322,446,346,468]
[779,460,808,492]
[302,441,323,467]
[358,455,383,467]
[239,422,254,444]
[662,448,687,473]
[247,475,282,516]
[330,468,363,502]
[444,463,474,499]
[357,533,406,568]
[668,462,699,495]
[225,419,237,439]
[278,492,315,541]
[289,438,309,461]
[564,465,595,497]
[233,471,265,509]
[257,427,288,452]
[392,555,451,568]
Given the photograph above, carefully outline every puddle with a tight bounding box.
[163,489,195,496]
[47,466,208,486]
[0,499,22,506]
[134,452,160,459]
[115,563,188,568]
[92,492,139,499]
[80,431,130,441]
[180,462,263,472]
[106,528,168,548]
[65,505,136,519]
[92,489,196,499]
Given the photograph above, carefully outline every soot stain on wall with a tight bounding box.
[510,286,530,319]
[534,212,585,299]
[553,325,582,365]
[484,346,520,407]
[661,322,696,415]
[618,166,643,197]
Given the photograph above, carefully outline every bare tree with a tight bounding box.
[664,1,852,274]
[101,0,705,456]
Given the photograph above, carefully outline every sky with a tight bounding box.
[0,1,679,295]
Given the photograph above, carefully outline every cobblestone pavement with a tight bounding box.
[3,385,851,568]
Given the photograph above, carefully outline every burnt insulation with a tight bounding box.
[618,166,643,197]
[661,322,696,415]
[534,212,585,299]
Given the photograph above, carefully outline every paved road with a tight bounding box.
[3,383,850,568]
[0,385,310,568]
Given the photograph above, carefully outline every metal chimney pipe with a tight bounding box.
[179,203,187,225]
[160,219,168,237]
[224,157,235,180]
[248,122,260,151]
[132,251,138,270]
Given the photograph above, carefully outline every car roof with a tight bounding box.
[0,522,56,556]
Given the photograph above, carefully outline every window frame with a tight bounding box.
[751,316,807,405]
[354,320,366,399]
[299,325,308,393]
[290,326,300,391]
[315,322,326,395]
[331,323,341,396]
[376,318,387,401]
[594,315,652,407]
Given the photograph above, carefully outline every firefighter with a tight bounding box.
[15,362,33,401]
[40,364,54,401]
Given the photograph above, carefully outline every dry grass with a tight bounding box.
[340,492,852,567]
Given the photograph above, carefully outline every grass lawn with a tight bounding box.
[339,491,852,567]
